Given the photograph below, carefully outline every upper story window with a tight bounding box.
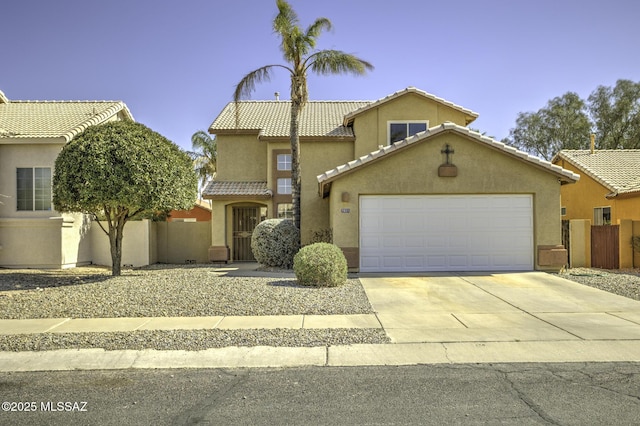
[277,154,292,171]
[388,121,428,144]
[17,167,52,211]
[594,206,611,226]
[277,178,292,195]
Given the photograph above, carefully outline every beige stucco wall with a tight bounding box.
[60,213,93,267]
[300,141,353,244]
[352,94,471,158]
[0,217,63,268]
[327,131,564,270]
[215,134,267,181]
[156,221,211,263]
[0,142,63,218]
[91,220,154,268]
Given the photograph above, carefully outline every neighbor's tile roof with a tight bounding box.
[317,123,579,196]
[555,149,640,197]
[0,91,133,142]
[202,181,272,198]
[209,101,370,138]
[343,87,479,126]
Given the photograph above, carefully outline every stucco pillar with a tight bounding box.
[569,219,591,268]
[618,219,633,269]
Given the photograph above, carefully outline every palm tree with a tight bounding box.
[233,0,373,236]
[189,130,217,197]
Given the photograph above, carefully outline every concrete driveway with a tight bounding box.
[360,272,640,343]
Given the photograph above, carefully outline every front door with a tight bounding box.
[232,207,260,261]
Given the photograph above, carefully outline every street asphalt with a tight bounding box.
[2,267,640,371]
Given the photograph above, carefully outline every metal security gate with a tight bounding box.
[232,207,260,261]
[591,225,619,269]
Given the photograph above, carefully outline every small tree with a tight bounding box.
[53,121,197,276]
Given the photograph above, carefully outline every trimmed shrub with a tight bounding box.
[251,219,300,269]
[293,242,347,287]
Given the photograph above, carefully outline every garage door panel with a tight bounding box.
[360,195,533,272]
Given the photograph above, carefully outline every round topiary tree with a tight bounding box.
[293,242,348,287]
[251,219,300,269]
[53,121,197,276]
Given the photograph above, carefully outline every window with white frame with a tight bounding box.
[388,121,428,144]
[593,206,611,225]
[277,178,292,195]
[17,167,52,211]
[277,203,293,219]
[277,153,292,171]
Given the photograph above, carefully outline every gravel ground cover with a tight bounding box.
[557,267,640,301]
[2,265,640,352]
[0,265,389,351]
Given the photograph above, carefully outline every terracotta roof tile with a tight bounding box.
[209,101,370,138]
[0,94,133,142]
[555,149,640,196]
[203,181,272,198]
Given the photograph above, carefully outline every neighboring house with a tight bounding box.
[168,199,212,222]
[204,87,579,272]
[553,149,640,225]
[0,89,133,268]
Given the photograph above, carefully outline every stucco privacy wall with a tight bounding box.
[327,130,564,270]
[156,221,211,264]
[0,218,63,268]
[90,220,156,268]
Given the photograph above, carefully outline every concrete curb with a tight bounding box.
[3,340,640,372]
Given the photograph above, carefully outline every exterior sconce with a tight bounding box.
[341,192,350,202]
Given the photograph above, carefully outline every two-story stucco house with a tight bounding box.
[204,87,579,272]
[0,89,133,268]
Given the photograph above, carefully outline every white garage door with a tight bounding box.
[359,195,534,272]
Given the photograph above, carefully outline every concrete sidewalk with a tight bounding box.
[3,269,640,371]
[0,314,381,335]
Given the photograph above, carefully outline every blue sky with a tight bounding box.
[2,0,639,151]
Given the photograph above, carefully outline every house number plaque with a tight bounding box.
[341,208,350,213]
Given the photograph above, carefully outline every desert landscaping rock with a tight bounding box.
[0,265,388,350]
[0,265,373,319]
[558,267,640,301]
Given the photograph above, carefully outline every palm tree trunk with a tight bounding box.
[290,75,304,242]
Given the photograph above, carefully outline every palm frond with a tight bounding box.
[307,50,374,76]
[305,17,332,45]
[274,0,298,36]
[233,66,278,102]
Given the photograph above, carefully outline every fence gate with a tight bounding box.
[591,225,619,269]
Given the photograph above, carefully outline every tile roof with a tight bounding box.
[317,123,580,196]
[342,87,479,126]
[0,92,134,142]
[202,181,272,198]
[554,149,640,197]
[209,100,370,138]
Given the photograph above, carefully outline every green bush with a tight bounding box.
[293,243,347,287]
[251,219,300,269]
